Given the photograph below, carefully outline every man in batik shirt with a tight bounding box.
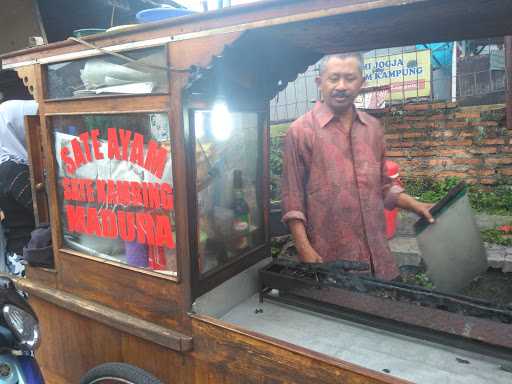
[281,53,433,280]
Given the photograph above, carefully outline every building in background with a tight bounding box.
[270,39,506,123]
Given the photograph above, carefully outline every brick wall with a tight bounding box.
[380,102,511,185]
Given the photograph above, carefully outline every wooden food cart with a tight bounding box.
[2,0,512,383]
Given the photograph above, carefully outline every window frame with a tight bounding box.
[43,108,181,283]
[43,45,170,102]
[186,104,270,298]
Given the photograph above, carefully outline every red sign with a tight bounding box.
[59,127,175,250]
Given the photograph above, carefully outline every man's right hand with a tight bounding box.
[287,219,323,263]
[298,246,323,263]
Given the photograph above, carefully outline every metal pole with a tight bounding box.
[505,36,512,131]
[451,41,457,102]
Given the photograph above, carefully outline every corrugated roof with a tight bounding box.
[186,0,512,100]
[3,0,512,101]
[186,29,321,101]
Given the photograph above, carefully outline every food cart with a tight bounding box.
[2,0,512,382]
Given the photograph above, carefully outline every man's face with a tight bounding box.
[316,56,364,115]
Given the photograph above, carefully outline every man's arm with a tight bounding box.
[381,168,434,224]
[288,219,323,263]
[5,163,33,213]
[395,192,434,223]
[281,125,322,263]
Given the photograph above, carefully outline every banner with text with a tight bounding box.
[363,50,431,101]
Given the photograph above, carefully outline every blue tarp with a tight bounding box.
[417,42,453,69]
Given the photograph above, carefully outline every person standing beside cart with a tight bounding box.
[281,53,433,280]
[0,99,38,275]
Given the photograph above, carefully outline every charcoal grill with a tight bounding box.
[259,259,512,355]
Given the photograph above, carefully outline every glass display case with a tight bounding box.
[192,108,265,274]
[46,46,168,99]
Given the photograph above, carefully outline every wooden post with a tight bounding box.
[505,36,512,131]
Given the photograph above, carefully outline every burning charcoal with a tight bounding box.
[456,357,470,364]
[333,274,368,293]
[327,260,369,272]
[351,277,368,293]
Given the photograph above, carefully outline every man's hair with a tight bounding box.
[318,53,364,76]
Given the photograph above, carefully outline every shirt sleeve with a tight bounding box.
[6,163,33,213]
[281,126,307,224]
[381,140,404,210]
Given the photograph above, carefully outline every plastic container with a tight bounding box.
[385,208,398,239]
[384,160,401,239]
[136,7,195,24]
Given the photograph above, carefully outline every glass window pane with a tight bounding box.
[46,46,168,99]
[194,108,264,274]
[51,113,176,276]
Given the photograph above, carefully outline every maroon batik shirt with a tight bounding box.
[281,101,403,280]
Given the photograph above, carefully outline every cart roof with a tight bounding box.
[2,0,512,67]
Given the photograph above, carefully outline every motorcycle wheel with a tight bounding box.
[79,362,164,384]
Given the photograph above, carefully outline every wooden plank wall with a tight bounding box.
[31,296,193,384]
[31,294,407,384]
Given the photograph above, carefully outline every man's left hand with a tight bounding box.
[412,201,435,224]
[396,193,435,224]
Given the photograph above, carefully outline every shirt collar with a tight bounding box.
[313,101,368,129]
